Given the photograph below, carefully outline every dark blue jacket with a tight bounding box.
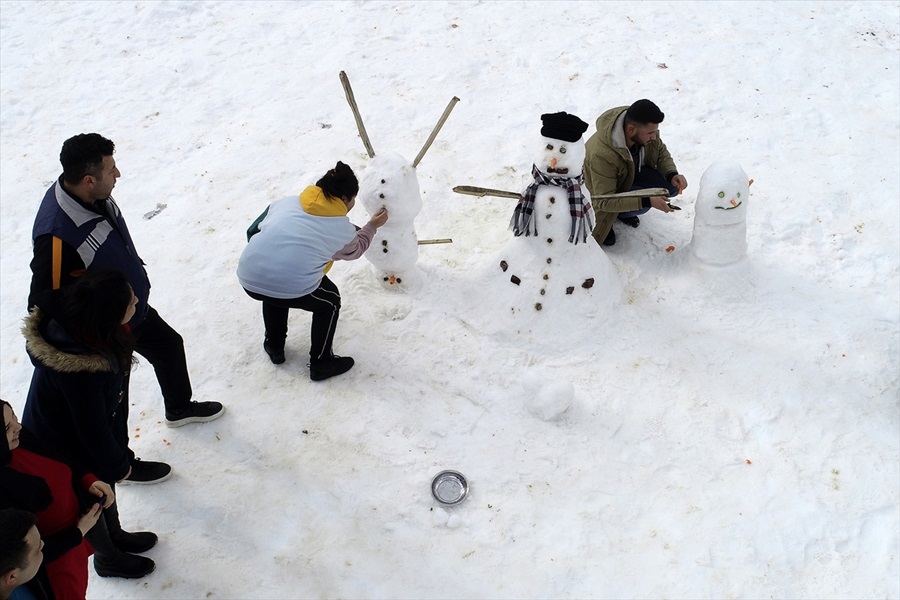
[30,179,151,325]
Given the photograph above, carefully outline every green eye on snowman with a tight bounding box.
[718,191,725,198]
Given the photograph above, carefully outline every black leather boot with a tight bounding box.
[103,500,158,553]
[85,507,155,578]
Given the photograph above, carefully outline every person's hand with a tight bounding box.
[649,196,673,213]
[89,481,115,508]
[368,208,389,228]
[76,503,102,536]
[671,174,688,193]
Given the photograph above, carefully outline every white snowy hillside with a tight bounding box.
[1,1,898,598]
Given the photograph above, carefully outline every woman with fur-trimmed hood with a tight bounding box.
[21,269,158,579]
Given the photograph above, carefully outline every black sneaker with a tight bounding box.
[94,553,156,579]
[602,227,616,246]
[309,355,355,381]
[618,215,640,228]
[111,531,158,554]
[165,401,225,428]
[121,459,172,485]
[264,341,285,365]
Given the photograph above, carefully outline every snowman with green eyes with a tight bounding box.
[689,160,751,265]
[498,112,620,314]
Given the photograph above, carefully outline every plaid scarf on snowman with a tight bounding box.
[510,164,594,244]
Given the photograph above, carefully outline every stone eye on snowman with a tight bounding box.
[339,71,458,287]
[689,160,752,266]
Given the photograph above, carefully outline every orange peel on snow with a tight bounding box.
[665,245,676,253]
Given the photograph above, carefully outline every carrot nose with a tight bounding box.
[550,157,558,169]
[389,274,397,285]
[730,199,738,207]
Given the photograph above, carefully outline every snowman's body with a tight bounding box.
[358,152,422,285]
[497,131,620,313]
[689,160,750,266]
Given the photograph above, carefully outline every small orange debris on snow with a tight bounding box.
[746,459,752,465]
[665,245,676,253]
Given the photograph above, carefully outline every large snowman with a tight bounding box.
[689,160,751,266]
[497,112,621,318]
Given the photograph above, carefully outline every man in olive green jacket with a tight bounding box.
[583,99,688,246]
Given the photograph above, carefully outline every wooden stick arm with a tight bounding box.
[452,185,671,200]
[339,71,375,158]
[412,96,460,168]
[417,238,453,245]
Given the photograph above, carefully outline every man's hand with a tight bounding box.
[671,174,688,193]
[649,196,673,213]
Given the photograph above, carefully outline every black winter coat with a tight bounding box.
[21,309,132,483]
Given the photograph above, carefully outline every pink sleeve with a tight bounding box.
[332,224,376,260]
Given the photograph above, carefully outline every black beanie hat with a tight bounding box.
[625,99,665,124]
[540,112,589,142]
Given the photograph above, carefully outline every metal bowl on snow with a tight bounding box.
[431,470,469,505]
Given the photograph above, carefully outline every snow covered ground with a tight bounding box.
[1,1,898,598]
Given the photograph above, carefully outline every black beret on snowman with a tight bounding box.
[540,112,589,142]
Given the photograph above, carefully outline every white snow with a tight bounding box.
[1,1,898,598]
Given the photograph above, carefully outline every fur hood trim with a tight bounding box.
[22,309,113,374]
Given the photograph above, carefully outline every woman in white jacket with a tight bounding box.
[237,162,388,380]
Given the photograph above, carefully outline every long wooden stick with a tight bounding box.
[417,238,453,245]
[412,96,460,168]
[452,185,671,201]
[339,71,375,158]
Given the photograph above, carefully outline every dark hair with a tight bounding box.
[624,99,665,127]
[59,270,135,369]
[60,133,115,185]
[0,508,37,575]
[316,161,359,201]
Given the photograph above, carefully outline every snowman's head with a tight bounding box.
[534,112,588,179]
[695,160,749,226]
[536,135,586,179]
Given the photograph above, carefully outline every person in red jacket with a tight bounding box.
[2,400,156,597]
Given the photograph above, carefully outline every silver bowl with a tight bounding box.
[431,470,469,505]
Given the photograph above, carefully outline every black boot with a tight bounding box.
[264,338,285,364]
[602,227,616,246]
[85,507,155,579]
[103,499,158,553]
[309,355,354,381]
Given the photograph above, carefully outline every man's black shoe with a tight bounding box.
[264,341,285,365]
[309,355,355,381]
[602,228,616,246]
[121,459,172,485]
[618,215,640,228]
[111,530,158,554]
[94,553,156,579]
[165,401,225,428]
